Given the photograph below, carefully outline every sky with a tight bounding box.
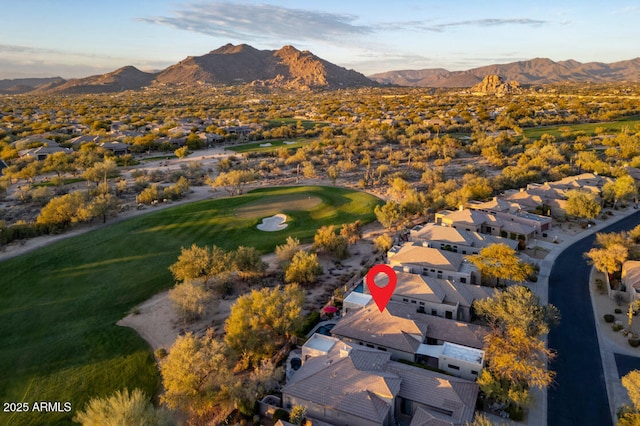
[1,0,639,79]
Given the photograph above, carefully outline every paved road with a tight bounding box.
[548,211,640,426]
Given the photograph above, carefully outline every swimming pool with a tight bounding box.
[316,324,335,336]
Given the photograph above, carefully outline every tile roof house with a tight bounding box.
[501,173,613,218]
[435,206,551,242]
[282,341,479,426]
[388,243,479,285]
[331,300,429,362]
[410,223,519,255]
[362,268,494,322]
[331,301,489,361]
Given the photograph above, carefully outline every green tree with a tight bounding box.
[174,146,189,159]
[168,280,214,323]
[169,244,232,284]
[469,244,534,286]
[87,191,120,223]
[565,189,601,220]
[42,151,75,182]
[206,169,257,195]
[233,246,267,279]
[285,251,323,285]
[374,233,393,253]
[313,225,349,259]
[473,285,559,337]
[585,244,629,276]
[83,159,118,187]
[620,370,640,425]
[327,165,339,186]
[479,326,555,409]
[289,405,307,426]
[340,220,363,245]
[602,175,637,208]
[74,388,172,426]
[170,244,214,282]
[275,236,301,265]
[37,191,89,231]
[224,284,304,367]
[227,359,284,417]
[374,201,403,230]
[160,331,234,422]
[137,184,161,205]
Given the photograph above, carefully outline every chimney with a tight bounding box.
[339,345,351,358]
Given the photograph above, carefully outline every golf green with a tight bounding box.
[0,185,381,425]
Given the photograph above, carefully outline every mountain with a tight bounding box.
[37,66,156,94]
[34,44,373,94]
[368,57,640,87]
[155,44,373,89]
[0,77,65,94]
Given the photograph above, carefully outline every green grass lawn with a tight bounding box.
[266,118,327,130]
[522,114,640,140]
[0,185,381,425]
[226,138,315,153]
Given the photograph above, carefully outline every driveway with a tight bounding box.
[548,211,640,426]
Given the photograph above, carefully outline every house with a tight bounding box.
[331,300,488,362]
[501,173,614,218]
[435,206,551,243]
[69,134,104,148]
[283,341,478,426]
[388,242,479,284]
[330,300,429,362]
[19,144,72,161]
[417,342,485,381]
[361,269,494,322]
[410,223,518,255]
[622,261,640,301]
[100,141,129,156]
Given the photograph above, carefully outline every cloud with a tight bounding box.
[0,44,171,79]
[425,18,548,32]
[139,2,373,44]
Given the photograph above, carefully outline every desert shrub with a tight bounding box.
[615,308,623,314]
[613,324,624,332]
[629,338,640,347]
[273,409,289,423]
[299,311,321,336]
[604,314,615,323]
[155,348,168,359]
[507,404,525,421]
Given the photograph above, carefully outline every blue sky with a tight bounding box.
[1,0,638,79]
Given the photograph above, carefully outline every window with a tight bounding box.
[445,311,453,319]
[472,370,478,375]
[378,346,387,351]
[431,309,438,316]
[460,277,467,283]
[411,300,417,304]
[419,301,425,305]
[366,344,374,348]
[447,275,453,280]
[401,398,412,415]
[448,364,460,370]
[403,298,409,302]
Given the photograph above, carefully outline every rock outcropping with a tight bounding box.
[471,75,521,94]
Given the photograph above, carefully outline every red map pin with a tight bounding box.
[366,264,397,312]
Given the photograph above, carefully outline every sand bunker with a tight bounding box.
[257,214,288,231]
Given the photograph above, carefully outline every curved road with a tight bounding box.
[548,211,640,426]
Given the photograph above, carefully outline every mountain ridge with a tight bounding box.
[1,46,639,94]
[368,57,640,87]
